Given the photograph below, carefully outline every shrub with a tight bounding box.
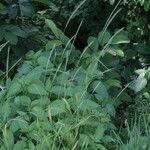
[0,19,132,149]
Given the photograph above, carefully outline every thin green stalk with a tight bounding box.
[64,0,87,31]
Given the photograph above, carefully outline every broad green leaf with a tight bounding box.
[135,68,146,75]
[115,48,124,57]
[94,124,106,141]
[87,36,99,51]
[106,46,124,57]
[109,0,115,5]
[3,130,14,150]
[98,31,111,46]
[14,96,31,107]
[24,66,44,84]
[10,120,20,133]
[2,101,11,120]
[28,141,36,150]
[105,103,115,116]
[13,140,26,150]
[86,59,101,78]
[37,56,53,68]
[28,130,42,142]
[31,97,50,108]
[105,79,122,88]
[37,56,48,67]
[129,76,147,93]
[143,92,150,99]
[92,81,109,99]
[58,29,75,50]
[41,120,53,131]
[7,80,22,97]
[4,32,18,45]
[8,4,18,19]
[77,99,99,112]
[34,50,42,59]
[10,118,29,133]
[32,106,45,118]
[117,92,132,104]
[18,62,31,75]
[25,50,35,59]
[28,83,47,95]
[0,90,6,100]
[55,72,72,86]
[45,19,59,38]
[45,19,75,50]
[96,144,107,150]
[46,40,62,50]
[51,85,72,96]
[28,121,39,131]
[137,43,150,55]
[111,33,130,44]
[9,25,27,38]
[0,3,4,10]
[50,100,67,116]
[19,0,34,16]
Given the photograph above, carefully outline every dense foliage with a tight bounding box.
[0,0,150,149]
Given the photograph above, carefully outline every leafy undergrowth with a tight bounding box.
[0,19,150,150]
[0,50,115,149]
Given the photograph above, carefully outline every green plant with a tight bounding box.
[0,18,132,149]
[115,115,150,150]
[0,0,34,44]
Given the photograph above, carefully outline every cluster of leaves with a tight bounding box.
[0,0,137,67]
[0,0,34,45]
[0,1,150,149]
[0,0,110,67]
[125,2,150,40]
[130,0,150,11]
[0,0,56,66]
[0,0,116,46]
[0,18,147,149]
[0,19,117,149]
